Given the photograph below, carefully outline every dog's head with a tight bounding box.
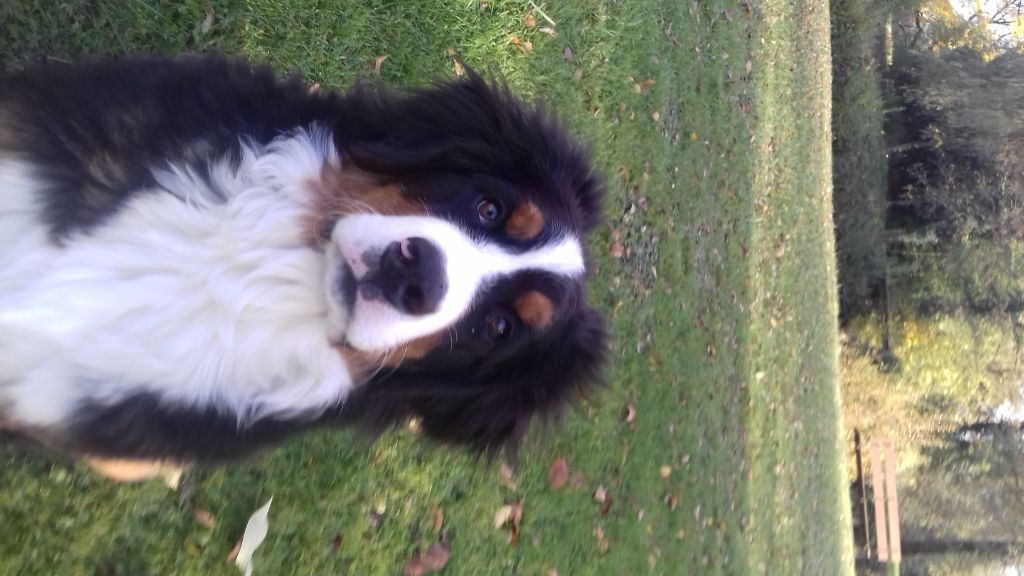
[317,71,607,453]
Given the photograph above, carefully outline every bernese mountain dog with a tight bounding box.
[0,55,607,480]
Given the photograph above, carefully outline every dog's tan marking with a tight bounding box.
[339,331,446,378]
[305,165,424,245]
[515,290,555,331]
[505,201,545,241]
[83,457,185,486]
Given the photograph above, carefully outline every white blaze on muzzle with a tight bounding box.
[327,214,584,351]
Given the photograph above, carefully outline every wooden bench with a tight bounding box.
[854,432,902,572]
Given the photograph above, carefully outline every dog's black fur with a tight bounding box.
[0,55,607,462]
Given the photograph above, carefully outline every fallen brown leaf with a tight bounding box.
[494,501,523,533]
[499,462,518,490]
[624,402,636,424]
[548,457,569,490]
[403,551,427,576]
[191,507,216,528]
[373,54,389,77]
[330,533,342,554]
[494,505,514,529]
[492,501,524,545]
[609,242,624,259]
[430,507,445,534]
[509,502,522,545]
[201,8,214,34]
[660,465,672,479]
[540,26,558,37]
[422,542,451,571]
[593,525,610,553]
[563,47,574,61]
[593,485,613,516]
[525,13,536,27]
[226,538,242,563]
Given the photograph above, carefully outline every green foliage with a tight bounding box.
[1,0,851,574]
[844,313,1024,449]
[904,423,1024,543]
[894,0,1023,57]
[831,0,888,315]
[884,49,1024,329]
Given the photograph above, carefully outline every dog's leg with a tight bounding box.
[83,457,186,488]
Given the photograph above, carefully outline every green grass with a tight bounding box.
[1,1,852,574]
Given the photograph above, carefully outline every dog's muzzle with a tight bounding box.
[360,237,448,316]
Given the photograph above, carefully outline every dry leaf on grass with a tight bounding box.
[494,501,523,545]
[624,402,636,424]
[495,505,515,529]
[547,457,568,490]
[373,55,389,77]
[494,502,522,529]
[593,525,610,553]
[234,498,272,576]
[191,507,216,529]
[593,486,613,516]
[499,462,518,490]
[609,242,624,259]
[422,542,451,570]
[201,8,214,34]
[403,556,424,576]
[226,538,242,563]
[634,78,655,95]
[429,507,445,534]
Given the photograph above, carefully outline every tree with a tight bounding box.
[896,0,1024,57]
[902,422,1024,543]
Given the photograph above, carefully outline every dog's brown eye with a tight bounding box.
[485,314,509,341]
[477,198,502,224]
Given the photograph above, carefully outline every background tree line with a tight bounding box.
[833,1,1024,573]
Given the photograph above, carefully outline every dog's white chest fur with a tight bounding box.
[0,130,352,427]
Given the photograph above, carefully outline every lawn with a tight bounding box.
[0,1,852,574]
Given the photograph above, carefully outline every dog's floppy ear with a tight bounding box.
[417,305,607,455]
[339,305,608,455]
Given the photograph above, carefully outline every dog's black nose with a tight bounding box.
[376,237,447,315]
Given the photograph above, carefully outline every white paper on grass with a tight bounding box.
[235,498,273,576]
